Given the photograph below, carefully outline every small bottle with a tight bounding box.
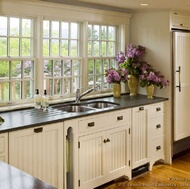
[42,89,49,111]
[34,89,41,109]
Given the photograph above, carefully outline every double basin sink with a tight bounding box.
[51,101,120,113]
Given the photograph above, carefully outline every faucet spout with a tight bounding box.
[75,88,94,103]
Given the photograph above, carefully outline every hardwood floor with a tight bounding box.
[97,153,190,189]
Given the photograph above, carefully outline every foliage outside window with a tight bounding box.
[88,24,117,90]
[43,20,81,96]
[0,16,34,102]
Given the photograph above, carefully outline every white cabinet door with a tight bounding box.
[0,133,8,163]
[171,13,190,29]
[132,106,149,169]
[78,127,130,189]
[9,123,64,189]
[173,32,190,141]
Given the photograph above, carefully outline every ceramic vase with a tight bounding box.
[146,84,155,99]
[113,83,121,98]
[127,75,139,96]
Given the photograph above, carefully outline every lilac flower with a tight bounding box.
[116,51,126,63]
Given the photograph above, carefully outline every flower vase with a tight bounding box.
[127,75,139,96]
[113,83,121,98]
[146,84,154,99]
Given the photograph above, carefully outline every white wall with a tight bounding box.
[130,10,172,164]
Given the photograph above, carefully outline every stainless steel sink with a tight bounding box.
[51,101,120,113]
[51,104,96,113]
[87,101,120,109]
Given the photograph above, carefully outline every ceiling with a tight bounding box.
[40,0,190,13]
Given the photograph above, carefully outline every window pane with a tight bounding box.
[13,61,21,78]
[44,78,53,96]
[71,23,78,39]
[24,61,33,78]
[44,60,53,77]
[70,40,78,56]
[88,76,94,88]
[64,78,72,94]
[54,78,61,95]
[12,81,21,100]
[101,26,107,40]
[51,39,59,56]
[93,41,99,56]
[43,20,50,38]
[22,19,31,37]
[108,42,115,56]
[0,82,9,101]
[61,22,69,38]
[95,60,102,74]
[95,75,102,90]
[103,59,109,73]
[22,38,31,56]
[10,18,20,37]
[51,21,59,38]
[61,40,68,56]
[88,25,92,40]
[64,60,71,76]
[54,60,61,77]
[43,39,49,56]
[0,61,9,78]
[73,77,80,92]
[88,41,92,56]
[73,60,80,76]
[0,17,7,36]
[88,60,94,74]
[24,80,33,98]
[0,38,7,56]
[101,42,107,56]
[10,38,19,56]
[108,26,115,40]
[93,25,99,40]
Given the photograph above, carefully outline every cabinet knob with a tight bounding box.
[87,122,95,127]
[156,107,161,112]
[34,127,43,133]
[156,145,161,150]
[139,107,144,111]
[106,138,110,142]
[103,139,107,143]
[117,116,123,121]
[156,124,161,129]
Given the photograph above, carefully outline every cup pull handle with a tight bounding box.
[156,107,161,111]
[139,107,144,111]
[156,145,161,150]
[117,116,123,121]
[34,127,43,133]
[88,122,95,127]
[156,124,161,129]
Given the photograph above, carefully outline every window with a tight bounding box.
[0,16,34,102]
[43,20,81,96]
[88,24,117,90]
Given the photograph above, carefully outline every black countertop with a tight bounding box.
[0,94,168,133]
[0,160,57,189]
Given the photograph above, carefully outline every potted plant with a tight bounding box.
[105,67,128,98]
[139,63,169,98]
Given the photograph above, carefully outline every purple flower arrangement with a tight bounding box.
[139,62,169,89]
[118,44,146,78]
[105,68,128,84]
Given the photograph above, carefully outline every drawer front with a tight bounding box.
[150,137,164,162]
[78,113,114,135]
[149,116,164,137]
[113,109,131,127]
[149,103,164,117]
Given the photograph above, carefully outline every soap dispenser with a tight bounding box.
[42,89,49,111]
[34,89,41,109]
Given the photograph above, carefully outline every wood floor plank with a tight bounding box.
[97,153,190,189]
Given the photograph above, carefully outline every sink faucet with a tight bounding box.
[75,88,94,103]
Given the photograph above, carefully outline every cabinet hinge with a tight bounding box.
[128,160,131,166]
[78,179,80,187]
[78,142,80,149]
[128,128,130,134]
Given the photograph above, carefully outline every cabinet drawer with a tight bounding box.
[150,137,164,162]
[149,103,164,117]
[113,109,131,127]
[78,113,114,135]
[149,116,164,137]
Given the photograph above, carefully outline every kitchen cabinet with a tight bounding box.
[131,106,149,169]
[171,12,190,30]
[0,132,8,163]
[149,103,165,169]
[9,122,64,189]
[67,109,131,189]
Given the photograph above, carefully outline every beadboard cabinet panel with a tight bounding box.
[9,123,64,189]
[0,133,8,163]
